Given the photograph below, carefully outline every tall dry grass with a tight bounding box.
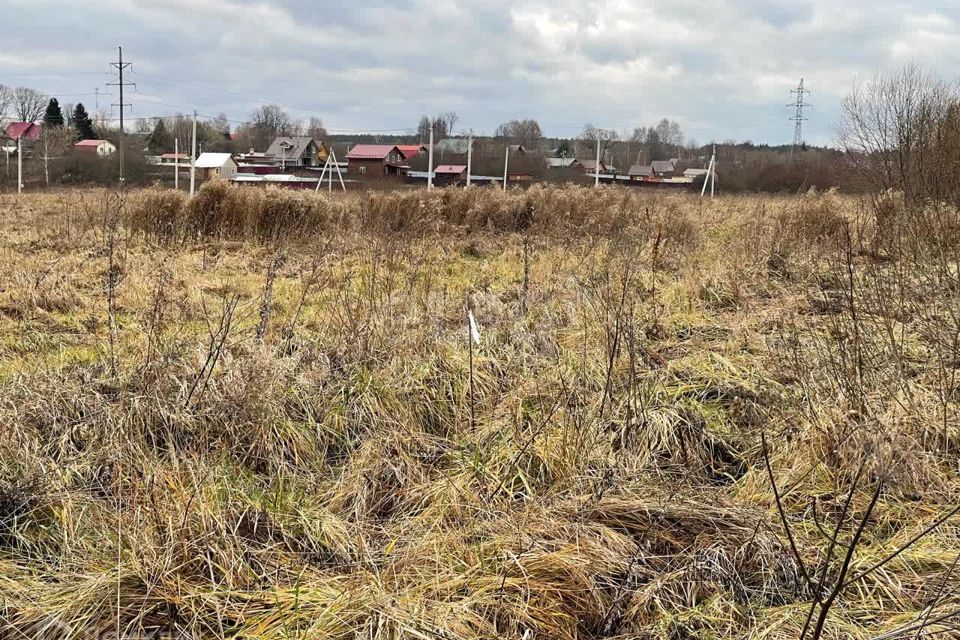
[0,184,957,639]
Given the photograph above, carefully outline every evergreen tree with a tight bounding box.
[43,98,64,128]
[72,103,96,141]
[147,118,172,153]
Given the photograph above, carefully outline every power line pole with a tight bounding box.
[108,46,135,185]
[502,145,509,192]
[789,78,810,156]
[701,145,716,198]
[466,135,472,187]
[594,138,601,187]
[427,125,434,190]
[190,111,198,197]
[174,137,179,190]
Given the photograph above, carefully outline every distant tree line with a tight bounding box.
[0,83,855,193]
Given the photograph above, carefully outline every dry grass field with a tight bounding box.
[0,183,958,639]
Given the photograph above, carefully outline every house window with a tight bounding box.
[359,165,367,175]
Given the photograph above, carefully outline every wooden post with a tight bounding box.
[594,138,601,187]
[466,136,472,187]
[174,137,179,190]
[428,126,435,190]
[502,146,509,191]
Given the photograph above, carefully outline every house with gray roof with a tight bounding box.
[650,160,677,177]
[265,136,320,168]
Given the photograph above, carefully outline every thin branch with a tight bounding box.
[762,432,818,598]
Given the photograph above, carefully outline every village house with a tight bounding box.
[74,139,117,156]
[651,160,677,178]
[577,159,607,175]
[194,152,239,180]
[397,144,427,162]
[4,122,42,159]
[507,172,534,183]
[5,122,42,144]
[433,164,467,184]
[630,160,677,181]
[265,136,320,169]
[159,152,190,165]
[683,168,710,179]
[546,157,580,170]
[345,144,407,178]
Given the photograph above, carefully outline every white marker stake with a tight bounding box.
[468,310,481,345]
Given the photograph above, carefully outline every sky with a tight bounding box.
[4,0,960,146]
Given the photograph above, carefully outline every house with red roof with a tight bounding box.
[74,139,117,157]
[433,164,468,183]
[396,144,426,162]
[5,122,42,143]
[345,144,407,178]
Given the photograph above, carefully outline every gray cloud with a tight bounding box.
[4,0,959,145]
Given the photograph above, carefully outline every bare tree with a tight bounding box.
[34,125,71,187]
[578,124,618,160]
[93,108,112,137]
[494,118,543,147]
[210,113,231,139]
[11,87,46,122]
[438,111,458,137]
[838,63,960,208]
[416,115,431,142]
[0,85,11,126]
[305,116,327,140]
[248,104,294,150]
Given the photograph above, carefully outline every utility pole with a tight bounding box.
[710,145,717,198]
[502,145,509,192]
[315,149,346,193]
[427,125,434,190]
[17,137,22,195]
[108,46,135,186]
[94,87,99,109]
[594,138,601,187]
[190,111,197,197]
[174,137,179,190]
[789,78,811,156]
[466,135,472,187]
[701,144,717,198]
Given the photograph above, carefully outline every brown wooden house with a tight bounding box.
[346,144,408,178]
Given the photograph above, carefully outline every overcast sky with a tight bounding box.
[4,0,958,145]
